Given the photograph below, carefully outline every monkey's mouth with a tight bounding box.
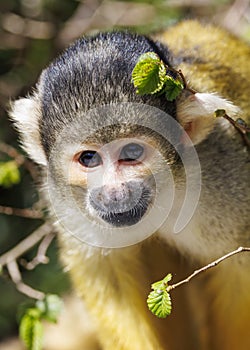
[99,204,148,227]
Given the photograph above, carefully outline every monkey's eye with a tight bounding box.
[119,143,144,162]
[78,151,102,168]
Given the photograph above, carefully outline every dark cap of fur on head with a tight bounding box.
[37,31,176,153]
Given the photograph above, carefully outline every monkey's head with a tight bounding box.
[10,31,239,247]
[43,100,182,248]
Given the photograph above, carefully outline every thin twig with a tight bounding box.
[0,221,53,267]
[21,232,56,270]
[0,142,25,166]
[221,0,250,33]
[0,141,38,179]
[7,260,45,300]
[0,204,44,219]
[178,69,197,94]
[167,247,250,292]
[223,114,250,148]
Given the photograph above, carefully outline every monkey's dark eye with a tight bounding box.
[119,143,144,162]
[79,151,102,168]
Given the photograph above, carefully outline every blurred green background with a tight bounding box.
[0,0,249,345]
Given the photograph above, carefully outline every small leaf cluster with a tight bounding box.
[132,52,184,101]
[147,274,172,318]
[0,160,20,188]
[19,295,63,350]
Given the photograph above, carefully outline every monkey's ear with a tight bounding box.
[10,96,47,165]
[177,92,240,145]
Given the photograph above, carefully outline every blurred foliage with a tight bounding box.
[0,161,21,188]
[19,294,64,350]
[0,0,249,344]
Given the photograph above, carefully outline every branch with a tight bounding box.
[7,260,45,300]
[20,232,56,270]
[222,114,250,148]
[0,222,55,300]
[0,204,44,219]
[0,141,25,166]
[0,141,38,179]
[221,0,250,33]
[0,221,53,267]
[167,246,250,292]
[148,246,250,318]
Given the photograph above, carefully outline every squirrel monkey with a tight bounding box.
[10,21,250,350]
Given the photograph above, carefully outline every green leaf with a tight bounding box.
[19,309,43,350]
[164,76,184,101]
[0,160,20,188]
[147,289,172,318]
[36,294,63,323]
[132,52,166,95]
[147,274,172,318]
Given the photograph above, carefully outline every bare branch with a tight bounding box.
[21,232,56,270]
[221,0,250,33]
[223,114,250,148]
[7,260,45,300]
[0,204,44,219]
[0,221,54,267]
[0,141,25,166]
[0,141,38,179]
[167,247,250,292]
[0,223,55,299]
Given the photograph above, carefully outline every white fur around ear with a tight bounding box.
[177,92,240,145]
[10,96,47,166]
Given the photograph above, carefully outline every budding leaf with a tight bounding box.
[19,309,43,350]
[214,109,226,118]
[36,294,63,323]
[132,52,166,95]
[0,161,20,188]
[235,118,250,132]
[164,77,184,101]
[147,273,172,318]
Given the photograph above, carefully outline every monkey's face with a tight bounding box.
[44,101,201,248]
[46,107,184,248]
[69,137,161,228]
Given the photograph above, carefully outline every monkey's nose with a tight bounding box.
[90,182,143,214]
[89,181,152,227]
[102,184,129,204]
